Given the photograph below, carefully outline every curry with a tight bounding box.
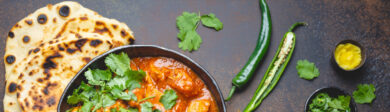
[67,53,218,112]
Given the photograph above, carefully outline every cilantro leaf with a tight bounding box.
[85,68,111,86]
[201,13,223,31]
[107,77,128,90]
[353,84,376,104]
[106,70,145,91]
[140,102,153,112]
[178,30,202,51]
[176,11,200,39]
[110,87,137,101]
[105,52,131,76]
[101,94,116,107]
[67,82,94,104]
[66,87,82,104]
[296,60,320,80]
[328,95,351,110]
[81,101,93,112]
[153,109,162,112]
[127,80,141,90]
[159,90,178,110]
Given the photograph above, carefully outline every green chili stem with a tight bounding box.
[288,22,307,32]
[225,86,236,101]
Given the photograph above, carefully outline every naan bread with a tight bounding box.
[3,1,134,112]
[4,1,134,79]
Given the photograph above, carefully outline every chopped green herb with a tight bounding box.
[159,89,178,110]
[140,102,153,112]
[353,84,376,104]
[176,11,223,51]
[296,59,319,80]
[66,52,146,112]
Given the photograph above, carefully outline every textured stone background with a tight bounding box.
[0,0,389,111]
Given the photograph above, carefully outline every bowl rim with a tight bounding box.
[57,45,227,112]
[332,39,366,71]
[304,86,357,112]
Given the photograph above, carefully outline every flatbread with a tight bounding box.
[3,1,134,112]
[4,1,134,79]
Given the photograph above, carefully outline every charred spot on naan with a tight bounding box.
[59,5,70,17]
[37,14,48,24]
[75,38,88,49]
[82,57,91,63]
[90,39,102,47]
[24,19,33,25]
[8,31,14,38]
[58,44,65,51]
[66,48,77,54]
[23,35,30,43]
[7,82,17,93]
[42,82,58,95]
[42,52,63,74]
[18,73,24,79]
[94,21,114,37]
[14,23,21,29]
[53,18,57,23]
[5,55,16,64]
[80,16,88,21]
[120,29,129,37]
[55,18,77,39]
[33,48,41,53]
[112,24,118,29]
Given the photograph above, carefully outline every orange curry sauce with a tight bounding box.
[74,57,219,112]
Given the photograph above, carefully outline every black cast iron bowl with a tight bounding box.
[57,45,227,112]
[304,87,357,112]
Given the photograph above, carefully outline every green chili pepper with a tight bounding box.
[243,22,306,112]
[225,0,272,101]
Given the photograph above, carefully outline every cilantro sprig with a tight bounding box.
[176,11,223,51]
[66,52,145,112]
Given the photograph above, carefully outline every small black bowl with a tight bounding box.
[57,45,227,112]
[305,87,357,112]
[333,39,366,71]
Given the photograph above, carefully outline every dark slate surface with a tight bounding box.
[0,0,389,111]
